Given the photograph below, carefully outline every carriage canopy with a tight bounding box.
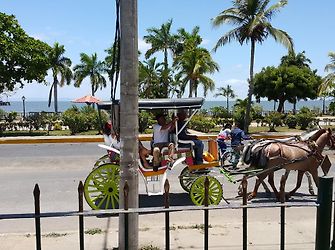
[97,97,205,111]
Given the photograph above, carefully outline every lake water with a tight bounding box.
[0,99,332,114]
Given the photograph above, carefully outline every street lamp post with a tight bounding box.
[22,96,26,119]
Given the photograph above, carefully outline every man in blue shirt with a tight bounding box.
[231,123,250,148]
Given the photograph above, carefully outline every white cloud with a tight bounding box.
[209,78,248,100]
[138,38,151,54]
[201,39,210,46]
[32,33,49,41]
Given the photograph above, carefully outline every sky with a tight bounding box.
[1,0,335,102]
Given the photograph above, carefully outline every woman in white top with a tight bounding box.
[152,114,177,148]
[152,114,177,169]
[217,123,232,154]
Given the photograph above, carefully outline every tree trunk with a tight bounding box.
[226,96,229,113]
[119,0,139,249]
[323,97,326,114]
[293,99,296,114]
[188,79,194,98]
[244,40,256,133]
[163,48,168,97]
[53,77,58,113]
[277,99,285,113]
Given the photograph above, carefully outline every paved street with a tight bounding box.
[0,142,334,249]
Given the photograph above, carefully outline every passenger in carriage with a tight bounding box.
[176,109,204,165]
[152,113,178,168]
[152,113,177,149]
[103,121,120,149]
[138,141,152,169]
[139,112,177,170]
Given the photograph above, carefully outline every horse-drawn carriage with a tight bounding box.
[83,98,334,210]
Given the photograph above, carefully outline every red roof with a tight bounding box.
[72,95,101,104]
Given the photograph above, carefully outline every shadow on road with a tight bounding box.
[139,192,194,207]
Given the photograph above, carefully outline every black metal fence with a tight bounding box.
[0,176,334,250]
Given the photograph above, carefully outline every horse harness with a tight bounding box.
[245,137,326,170]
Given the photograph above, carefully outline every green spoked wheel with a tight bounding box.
[190,176,223,206]
[84,163,120,210]
[93,154,111,170]
[179,167,198,192]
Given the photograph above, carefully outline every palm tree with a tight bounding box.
[214,85,236,112]
[280,51,311,68]
[48,42,72,113]
[212,0,293,132]
[175,47,219,97]
[174,27,219,97]
[105,41,120,100]
[73,53,107,96]
[319,52,335,114]
[144,19,177,97]
[138,57,165,98]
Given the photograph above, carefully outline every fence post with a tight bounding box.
[33,184,41,250]
[124,181,129,250]
[78,181,84,250]
[280,175,286,250]
[204,177,209,250]
[315,176,333,250]
[242,176,248,250]
[164,179,170,250]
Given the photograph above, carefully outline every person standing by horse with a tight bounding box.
[230,122,251,166]
[231,122,251,148]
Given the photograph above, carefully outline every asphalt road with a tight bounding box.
[0,142,334,236]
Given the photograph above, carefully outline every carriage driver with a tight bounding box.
[176,109,204,165]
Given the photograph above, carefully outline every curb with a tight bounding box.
[0,137,104,144]
[0,133,299,144]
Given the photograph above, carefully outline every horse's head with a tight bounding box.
[328,128,335,149]
[314,128,335,151]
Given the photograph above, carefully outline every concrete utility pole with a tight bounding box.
[119,0,139,249]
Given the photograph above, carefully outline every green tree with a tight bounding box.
[254,62,322,113]
[280,51,311,67]
[174,27,219,97]
[48,42,73,113]
[73,53,107,96]
[138,57,165,98]
[0,13,51,93]
[214,84,236,112]
[212,0,293,132]
[144,20,177,97]
[319,52,335,113]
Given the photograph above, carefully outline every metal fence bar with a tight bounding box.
[204,177,209,250]
[242,176,248,250]
[280,175,286,250]
[164,179,170,250]
[0,202,317,220]
[332,198,335,250]
[315,176,333,250]
[124,181,129,250]
[78,181,84,250]
[33,184,41,250]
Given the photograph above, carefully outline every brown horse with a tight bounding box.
[248,128,334,200]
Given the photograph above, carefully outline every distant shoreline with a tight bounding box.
[0,99,332,113]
